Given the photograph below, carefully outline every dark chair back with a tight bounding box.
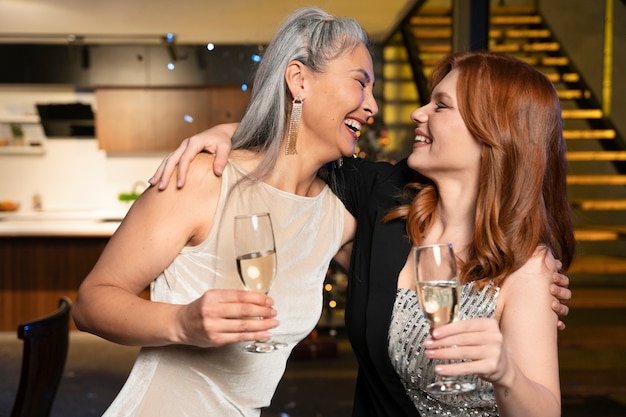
[11,296,72,417]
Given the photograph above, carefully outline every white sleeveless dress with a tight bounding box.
[102,160,346,416]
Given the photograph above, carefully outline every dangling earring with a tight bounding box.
[285,94,302,155]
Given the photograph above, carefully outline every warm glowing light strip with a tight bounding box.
[603,0,614,117]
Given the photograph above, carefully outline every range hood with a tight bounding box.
[36,103,95,138]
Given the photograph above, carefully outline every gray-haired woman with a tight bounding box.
[73,7,376,416]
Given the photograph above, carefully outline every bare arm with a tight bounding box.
[149,123,239,190]
[490,251,561,417]
[426,250,561,417]
[74,153,277,347]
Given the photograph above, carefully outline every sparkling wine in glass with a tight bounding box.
[414,243,476,394]
[234,213,286,353]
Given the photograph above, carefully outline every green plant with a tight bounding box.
[10,123,23,138]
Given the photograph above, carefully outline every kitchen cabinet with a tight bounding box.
[0,236,107,331]
[96,87,249,152]
[0,44,88,85]
[0,44,260,87]
[0,234,150,331]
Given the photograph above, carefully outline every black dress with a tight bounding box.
[332,157,424,417]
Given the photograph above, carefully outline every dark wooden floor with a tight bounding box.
[1,320,626,417]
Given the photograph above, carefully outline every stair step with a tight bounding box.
[521,41,560,52]
[411,15,544,27]
[567,151,626,161]
[545,72,580,83]
[570,256,626,276]
[489,43,523,53]
[490,15,542,25]
[491,5,537,15]
[518,56,570,66]
[490,29,551,39]
[557,89,590,100]
[568,175,626,185]
[562,109,604,119]
[564,129,615,140]
[570,199,626,210]
[574,227,626,240]
[490,42,560,53]
[518,57,567,66]
[413,28,553,42]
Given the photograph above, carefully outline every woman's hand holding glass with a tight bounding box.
[176,289,278,348]
[416,244,512,392]
[414,243,476,394]
[423,316,511,386]
[234,212,286,353]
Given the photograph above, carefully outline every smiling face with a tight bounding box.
[407,68,482,183]
[298,42,378,162]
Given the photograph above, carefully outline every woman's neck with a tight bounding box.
[424,178,478,259]
[233,149,326,197]
[267,158,325,197]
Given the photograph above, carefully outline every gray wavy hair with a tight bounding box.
[231,7,370,179]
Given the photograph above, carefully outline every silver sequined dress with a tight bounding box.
[388,282,500,416]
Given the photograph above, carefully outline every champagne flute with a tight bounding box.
[414,243,475,394]
[234,213,286,353]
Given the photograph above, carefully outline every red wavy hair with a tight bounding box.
[385,51,575,286]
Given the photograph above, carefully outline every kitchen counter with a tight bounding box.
[0,212,123,331]
[0,209,125,237]
[0,219,120,237]
[0,208,137,331]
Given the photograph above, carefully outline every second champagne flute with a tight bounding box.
[414,243,476,394]
[234,212,286,353]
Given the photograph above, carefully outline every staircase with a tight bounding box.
[380,2,626,402]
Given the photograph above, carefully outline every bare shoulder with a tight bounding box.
[497,247,557,316]
[131,152,224,246]
[184,152,225,243]
[186,152,222,187]
[516,247,557,279]
[508,248,556,288]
